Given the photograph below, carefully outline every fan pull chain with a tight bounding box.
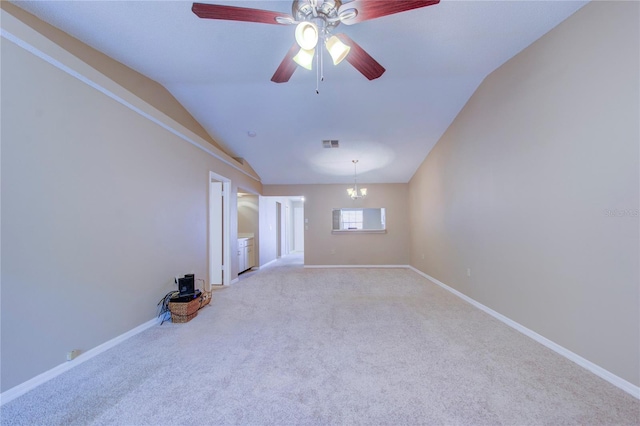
[320,42,325,82]
[315,47,320,94]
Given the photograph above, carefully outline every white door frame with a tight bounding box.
[209,171,231,286]
[276,202,282,258]
[284,204,290,255]
[293,206,304,252]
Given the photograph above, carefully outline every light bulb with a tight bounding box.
[326,35,350,65]
[295,22,318,50]
[293,48,315,70]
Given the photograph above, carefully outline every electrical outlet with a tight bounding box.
[66,349,81,361]
[421,253,425,260]
[467,268,471,277]
[331,249,336,255]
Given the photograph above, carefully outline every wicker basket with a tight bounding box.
[169,296,202,323]
[201,290,212,307]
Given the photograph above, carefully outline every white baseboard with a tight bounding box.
[0,317,161,406]
[408,266,640,400]
[305,264,410,269]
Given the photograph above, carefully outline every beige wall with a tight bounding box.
[408,1,639,386]
[1,7,261,392]
[0,2,229,155]
[264,184,410,265]
[238,195,259,237]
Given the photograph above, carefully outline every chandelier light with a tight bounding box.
[347,160,367,200]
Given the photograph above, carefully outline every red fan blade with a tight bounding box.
[271,43,300,83]
[338,0,439,25]
[192,3,294,25]
[335,34,385,80]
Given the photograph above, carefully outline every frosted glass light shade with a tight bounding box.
[295,22,319,50]
[293,48,315,70]
[326,35,350,65]
[347,187,366,199]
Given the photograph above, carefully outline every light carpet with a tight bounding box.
[1,254,638,425]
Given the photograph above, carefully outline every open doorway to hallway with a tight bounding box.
[258,196,304,267]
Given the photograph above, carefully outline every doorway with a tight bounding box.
[209,172,231,287]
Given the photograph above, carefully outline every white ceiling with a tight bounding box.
[11,0,588,184]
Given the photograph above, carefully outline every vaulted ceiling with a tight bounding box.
[12,0,587,184]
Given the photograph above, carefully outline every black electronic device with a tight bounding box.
[178,274,195,297]
[170,290,202,303]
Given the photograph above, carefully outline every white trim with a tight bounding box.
[222,181,231,286]
[0,317,161,406]
[230,278,240,285]
[304,264,410,269]
[0,24,259,183]
[408,266,640,400]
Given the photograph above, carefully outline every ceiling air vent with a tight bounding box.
[322,140,339,148]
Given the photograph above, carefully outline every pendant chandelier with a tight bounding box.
[347,160,367,200]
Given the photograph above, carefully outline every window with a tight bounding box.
[340,209,363,230]
[332,208,386,233]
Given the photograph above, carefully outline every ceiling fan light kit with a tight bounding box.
[325,35,350,65]
[293,48,315,70]
[295,21,319,50]
[191,0,440,84]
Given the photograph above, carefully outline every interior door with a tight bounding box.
[209,180,223,285]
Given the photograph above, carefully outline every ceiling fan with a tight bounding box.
[191,0,440,84]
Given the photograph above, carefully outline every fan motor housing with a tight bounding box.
[292,0,342,29]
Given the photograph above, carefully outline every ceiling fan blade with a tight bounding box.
[192,3,294,25]
[271,43,300,83]
[338,0,439,25]
[335,34,385,81]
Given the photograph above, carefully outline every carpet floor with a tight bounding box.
[1,254,638,425]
